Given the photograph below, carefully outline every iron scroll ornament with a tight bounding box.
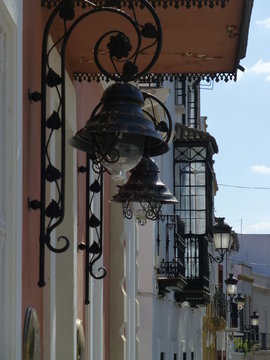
[78,158,106,304]
[28,0,162,287]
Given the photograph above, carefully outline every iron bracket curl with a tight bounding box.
[30,0,162,288]
[78,156,106,305]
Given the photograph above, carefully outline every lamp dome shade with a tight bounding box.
[213,217,232,250]
[225,273,238,296]
[69,83,169,174]
[250,311,259,326]
[111,157,177,205]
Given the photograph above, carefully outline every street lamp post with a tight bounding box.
[250,311,260,344]
[225,273,238,328]
[235,293,245,311]
[209,217,232,263]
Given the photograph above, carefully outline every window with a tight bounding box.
[160,352,165,360]
[174,146,212,236]
[183,352,186,360]
[218,265,223,289]
[173,125,218,305]
[187,83,199,128]
[175,78,186,107]
[174,354,178,360]
[157,215,185,278]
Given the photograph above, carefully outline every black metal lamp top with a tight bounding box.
[250,311,260,326]
[235,293,245,310]
[112,156,177,224]
[69,82,170,175]
[112,156,177,204]
[225,273,238,297]
[213,217,232,250]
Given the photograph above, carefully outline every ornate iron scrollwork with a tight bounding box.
[29,0,162,287]
[42,0,229,11]
[78,157,106,304]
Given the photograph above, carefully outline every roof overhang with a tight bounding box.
[42,0,253,82]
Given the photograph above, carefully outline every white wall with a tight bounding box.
[253,272,270,334]
[0,1,22,359]
[136,80,206,360]
[42,37,78,360]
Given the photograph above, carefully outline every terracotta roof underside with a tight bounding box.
[174,122,219,153]
[44,0,252,82]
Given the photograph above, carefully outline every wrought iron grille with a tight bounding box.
[157,215,185,279]
[175,78,185,107]
[184,234,209,285]
[174,143,214,236]
[212,286,227,319]
[187,82,199,128]
[173,132,217,305]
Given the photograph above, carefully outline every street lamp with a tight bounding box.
[250,311,260,327]
[112,157,177,225]
[235,293,245,311]
[209,217,232,263]
[69,82,170,175]
[225,273,238,328]
[225,273,238,299]
[250,311,260,344]
[29,0,165,290]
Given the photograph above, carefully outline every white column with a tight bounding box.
[0,1,22,358]
[125,219,137,359]
[88,169,104,360]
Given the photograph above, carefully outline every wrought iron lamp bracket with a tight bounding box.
[29,0,162,287]
[208,249,226,264]
[122,200,162,223]
[142,91,173,144]
[78,156,106,304]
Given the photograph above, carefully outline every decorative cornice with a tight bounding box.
[74,72,236,83]
[41,0,229,10]
[238,274,254,283]
[174,122,219,154]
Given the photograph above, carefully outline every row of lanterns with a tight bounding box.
[225,273,260,327]
[69,80,239,247]
[69,82,177,224]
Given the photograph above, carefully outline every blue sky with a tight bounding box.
[201,1,270,234]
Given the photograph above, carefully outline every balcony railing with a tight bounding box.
[156,215,186,294]
[159,258,184,278]
[212,286,227,319]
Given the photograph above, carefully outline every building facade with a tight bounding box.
[228,234,270,358]
[0,0,253,359]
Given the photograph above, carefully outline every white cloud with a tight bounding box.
[249,59,270,75]
[256,18,270,29]
[250,165,270,174]
[236,69,244,81]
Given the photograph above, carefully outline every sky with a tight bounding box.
[201,0,270,234]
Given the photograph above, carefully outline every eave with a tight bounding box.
[42,0,253,82]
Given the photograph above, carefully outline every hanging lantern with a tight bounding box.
[213,217,232,252]
[209,217,232,263]
[250,311,259,326]
[235,293,245,311]
[69,82,169,175]
[225,273,238,298]
[111,156,177,225]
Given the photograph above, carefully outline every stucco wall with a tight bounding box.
[0,0,22,358]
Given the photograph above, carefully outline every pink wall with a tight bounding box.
[23,0,48,356]
[75,81,111,359]
[23,2,111,357]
